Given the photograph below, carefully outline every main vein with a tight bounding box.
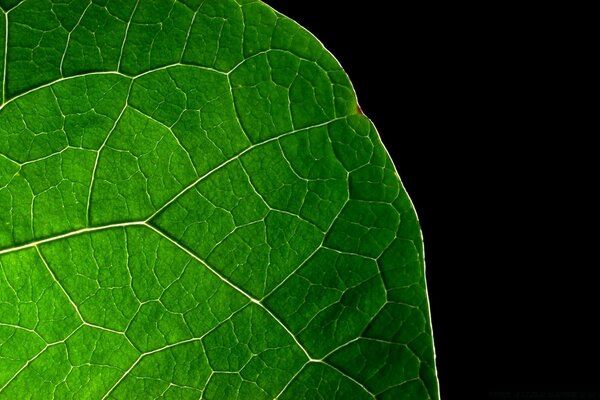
[0,221,146,256]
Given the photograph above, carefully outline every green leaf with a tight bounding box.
[0,0,438,398]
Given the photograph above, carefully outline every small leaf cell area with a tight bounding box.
[0,0,438,399]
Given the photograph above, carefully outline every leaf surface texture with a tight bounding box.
[0,0,437,398]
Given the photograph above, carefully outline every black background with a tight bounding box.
[265,1,596,399]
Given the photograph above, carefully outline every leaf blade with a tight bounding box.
[0,0,438,398]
